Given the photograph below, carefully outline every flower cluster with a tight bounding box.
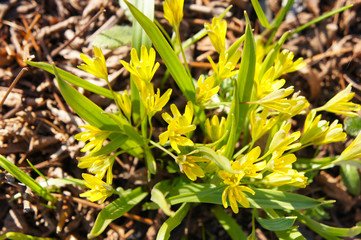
[120,46,171,120]
[72,8,361,219]
[159,102,196,153]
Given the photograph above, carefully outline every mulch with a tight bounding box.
[1,0,361,239]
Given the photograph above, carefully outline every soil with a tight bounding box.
[1,0,361,239]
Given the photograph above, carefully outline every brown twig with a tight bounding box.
[0,68,28,112]
[50,8,106,57]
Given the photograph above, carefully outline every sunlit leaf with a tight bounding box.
[92,25,132,49]
[88,187,148,238]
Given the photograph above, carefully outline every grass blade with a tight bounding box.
[0,154,57,203]
[26,61,113,99]
[293,4,353,34]
[250,0,272,29]
[88,187,148,238]
[156,203,190,240]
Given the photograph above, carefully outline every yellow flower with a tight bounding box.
[316,84,360,117]
[159,101,196,153]
[116,90,132,121]
[264,152,308,187]
[338,131,361,161]
[120,46,160,89]
[253,86,297,113]
[235,147,266,179]
[218,148,264,213]
[80,173,114,203]
[221,185,255,213]
[78,155,115,184]
[250,108,279,143]
[279,92,309,121]
[263,170,307,188]
[75,125,110,153]
[208,51,241,84]
[163,0,184,29]
[176,154,208,181]
[141,87,172,118]
[196,75,219,105]
[267,121,301,155]
[78,46,108,80]
[300,110,346,145]
[269,152,297,172]
[274,49,305,79]
[205,17,227,53]
[205,115,226,143]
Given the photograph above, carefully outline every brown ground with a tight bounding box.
[1,0,361,239]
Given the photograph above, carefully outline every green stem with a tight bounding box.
[149,140,177,160]
[175,26,192,78]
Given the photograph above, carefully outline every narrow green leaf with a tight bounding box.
[293,4,353,34]
[25,61,113,99]
[151,188,174,216]
[132,0,153,51]
[0,155,57,203]
[340,164,361,196]
[88,187,148,238]
[256,216,297,231]
[224,13,256,159]
[156,203,190,240]
[295,211,361,239]
[123,0,195,102]
[26,159,48,185]
[250,0,272,29]
[52,64,117,129]
[272,0,294,27]
[92,25,132,49]
[197,146,238,174]
[212,206,247,240]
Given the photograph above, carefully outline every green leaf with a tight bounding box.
[276,227,306,240]
[123,0,195,102]
[196,146,238,174]
[25,61,113,99]
[151,188,174,216]
[224,12,256,159]
[212,206,247,240]
[295,211,361,239]
[52,64,117,129]
[250,0,272,29]
[0,155,57,203]
[340,164,361,196]
[293,4,353,34]
[256,216,297,231]
[92,25,132,49]
[344,117,361,137]
[156,203,190,240]
[150,179,324,210]
[88,187,148,238]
